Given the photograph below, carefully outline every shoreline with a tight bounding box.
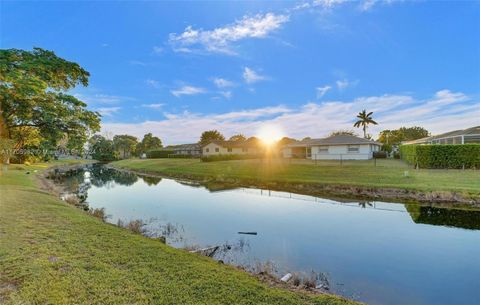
[108,163,480,207]
[38,162,348,301]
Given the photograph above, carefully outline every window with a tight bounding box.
[306,148,312,157]
[348,145,359,153]
[215,148,219,152]
[318,146,329,154]
[205,148,209,153]
[227,148,232,152]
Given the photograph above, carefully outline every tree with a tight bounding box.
[329,130,358,137]
[88,135,117,161]
[0,48,101,163]
[353,110,378,138]
[113,135,138,159]
[199,130,225,145]
[136,133,162,155]
[276,136,297,147]
[378,127,430,145]
[229,134,246,142]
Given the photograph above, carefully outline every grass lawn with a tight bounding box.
[0,162,356,305]
[112,158,480,198]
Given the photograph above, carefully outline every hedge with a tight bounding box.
[399,144,480,168]
[146,150,175,159]
[201,154,262,162]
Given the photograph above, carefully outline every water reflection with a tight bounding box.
[406,205,480,230]
[51,164,480,305]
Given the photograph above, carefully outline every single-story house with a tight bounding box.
[172,143,201,156]
[202,139,263,156]
[282,134,382,160]
[402,126,480,145]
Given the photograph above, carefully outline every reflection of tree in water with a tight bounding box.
[141,175,162,186]
[406,204,480,230]
[88,165,138,187]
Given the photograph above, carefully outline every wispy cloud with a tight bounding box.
[74,93,132,105]
[168,13,289,54]
[97,107,121,117]
[213,77,234,88]
[146,79,162,89]
[171,85,207,97]
[316,85,331,98]
[358,0,400,12]
[152,46,164,54]
[141,103,164,109]
[336,79,358,90]
[102,90,478,144]
[243,67,268,84]
[219,91,232,99]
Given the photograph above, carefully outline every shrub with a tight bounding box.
[117,219,147,235]
[88,207,108,222]
[400,144,480,168]
[201,154,262,162]
[146,149,175,159]
[373,151,387,158]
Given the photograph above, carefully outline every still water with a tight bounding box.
[59,164,480,305]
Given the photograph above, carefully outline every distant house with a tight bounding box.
[172,143,201,156]
[282,134,381,160]
[202,139,263,156]
[402,126,480,145]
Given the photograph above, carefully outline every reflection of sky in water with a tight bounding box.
[80,170,480,305]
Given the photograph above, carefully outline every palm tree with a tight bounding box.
[353,110,378,138]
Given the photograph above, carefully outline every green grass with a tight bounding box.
[0,162,357,305]
[112,158,480,198]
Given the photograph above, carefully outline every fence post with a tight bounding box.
[374,157,377,167]
[340,154,343,166]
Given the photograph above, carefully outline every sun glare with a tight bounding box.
[257,125,284,146]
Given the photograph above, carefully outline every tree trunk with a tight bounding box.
[0,107,11,164]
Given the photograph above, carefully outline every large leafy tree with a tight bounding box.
[113,135,138,159]
[353,110,378,138]
[0,48,100,163]
[228,134,246,142]
[378,127,430,144]
[88,135,117,161]
[136,133,162,155]
[199,130,225,145]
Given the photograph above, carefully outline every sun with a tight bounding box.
[256,124,284,146]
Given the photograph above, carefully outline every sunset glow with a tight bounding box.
[256,124,284,146]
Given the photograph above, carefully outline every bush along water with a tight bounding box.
[400,144,480,169]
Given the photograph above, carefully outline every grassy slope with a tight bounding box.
[112,158,480,197]
[0,162,356,305]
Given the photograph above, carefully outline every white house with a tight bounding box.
[282,134,382,160]
[202,140,263,156]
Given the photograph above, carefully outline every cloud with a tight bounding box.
[152,46,164,54]
[141,103,164,109]
[316,85,331,98]
[129,60,147,66]
[313,0,348,9]
[213,77,234,88]
[168,13,289,54]
[243,67,267,84]
[97,107,121,117]
[146,79,161,89]
[102,89,478,144]
[171,85,207,97]
[336,79,358,90]
[358,0,402,11]
[74,93,132,105]
[219,91,232,99]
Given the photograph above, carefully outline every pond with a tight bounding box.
[57,164,480,305]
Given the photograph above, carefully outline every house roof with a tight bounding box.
[285,134,381,148]
[202,139,261,148]
[172,143,201,151]
[402,126,480,144]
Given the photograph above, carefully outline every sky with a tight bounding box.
[1,0,479,144]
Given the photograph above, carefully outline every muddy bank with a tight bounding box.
[109,164,480,207]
